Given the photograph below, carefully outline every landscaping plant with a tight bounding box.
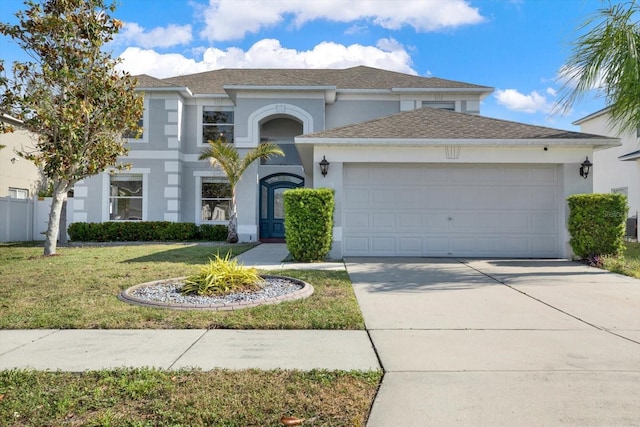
[284,188,335,262]
[199,138,283,243]
[567,193,627,259]
[0,0,144,256]
[180,252,263,296]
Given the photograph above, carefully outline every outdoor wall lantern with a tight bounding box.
[580,156,592,179]
[319,156,330,177]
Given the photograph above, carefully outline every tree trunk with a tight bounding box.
[227,192,239,243]
[59,196,68,245]
[43,183,68,256]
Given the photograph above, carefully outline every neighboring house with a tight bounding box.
[574,108,639,240]
[74,66,618,258]
[0,114,42,199]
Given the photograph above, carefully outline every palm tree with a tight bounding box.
[199,138,283,243]
[557,1,640,134]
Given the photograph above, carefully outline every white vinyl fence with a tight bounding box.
[0,196,73,242]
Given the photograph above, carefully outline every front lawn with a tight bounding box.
[0,368,382,426]
[0,243,364,329]
[601,242,640,279]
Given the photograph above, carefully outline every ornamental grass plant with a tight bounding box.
[180,252,263,296]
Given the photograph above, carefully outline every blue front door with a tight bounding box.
[259,174,304,240]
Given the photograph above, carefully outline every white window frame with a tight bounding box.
[102,169,149,221]
[8,187,29,199]
[422,101,456,111]
[194,171,229,225]
[126,96,149,144]
[197,106,234,147]
[612,187,628,197]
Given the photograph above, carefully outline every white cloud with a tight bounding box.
[116,22,192,48]
[494,89,553,114]
[546,87,557,96]
[116,48,210,78]
[199,0,484,42]
[117,38,416,78]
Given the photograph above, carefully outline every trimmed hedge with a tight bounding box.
[67,222,227,242]
[567,193,628,258]
[284,188,334,262]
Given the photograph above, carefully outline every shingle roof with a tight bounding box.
[298,107,613,140]
[134,74,180,88]
[145,66,490,95]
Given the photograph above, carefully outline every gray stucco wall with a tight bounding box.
[325,100,399,129]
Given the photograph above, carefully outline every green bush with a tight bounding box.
[180,252,262,296]
[284,188,334,262]
[67,222,228,242]
[567,193,628,259]
[197,224,228,241]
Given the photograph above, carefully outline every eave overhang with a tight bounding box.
[223,85,337,104]
[294,137,621,149]
[136,86,193,98]
[619,149,640,161]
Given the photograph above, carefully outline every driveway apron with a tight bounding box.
[346,258,640,427]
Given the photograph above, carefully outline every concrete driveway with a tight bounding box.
[346,258,640,427]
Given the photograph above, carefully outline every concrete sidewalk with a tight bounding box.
[0,329,379,372]
[234,243,346,271]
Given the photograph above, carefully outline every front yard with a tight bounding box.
[0,368,382,426]
[0,243,377,426]
[601,242,640,279]
[0,243,364,330]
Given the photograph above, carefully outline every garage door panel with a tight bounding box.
[398,237,422,253]
[344,236,370,253]
[372,213,395,228]
[531,166,557,183]
[530,187,557,209]
[344,188,369,206]
[345,212,369,228]
[533,237,558,254]
[424,213,450,230]
[372,189,396,205]
[424,168,450,182]
[451,213,476,231]
[478,212,529,232]
[533,212,557,233]
[343,164,560,257]
[344,165,371,182]
[398,213,421,228]
[451,168,476,182]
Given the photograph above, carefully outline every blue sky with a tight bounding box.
[0,0,612,131]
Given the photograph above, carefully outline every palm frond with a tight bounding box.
[240,141,284,172]
[557,1,640,133]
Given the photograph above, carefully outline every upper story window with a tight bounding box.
[203,108,234,144]
[124,96,148,143]
[422,101,455,111]
[123,116,143,140]
[109,175,143,221]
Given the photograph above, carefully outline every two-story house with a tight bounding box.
[73,66,617,258]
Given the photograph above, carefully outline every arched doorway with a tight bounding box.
[259,173,304,241]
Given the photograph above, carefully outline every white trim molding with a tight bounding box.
[237,103,314,148]
[101,169,150,222]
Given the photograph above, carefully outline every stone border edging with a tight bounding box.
[118,275,314,311]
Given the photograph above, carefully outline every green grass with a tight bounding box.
[601,242,640,279]
[0,243,364,329]
[0,368,382,426]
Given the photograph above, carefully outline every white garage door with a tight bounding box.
[343,164,560,257]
